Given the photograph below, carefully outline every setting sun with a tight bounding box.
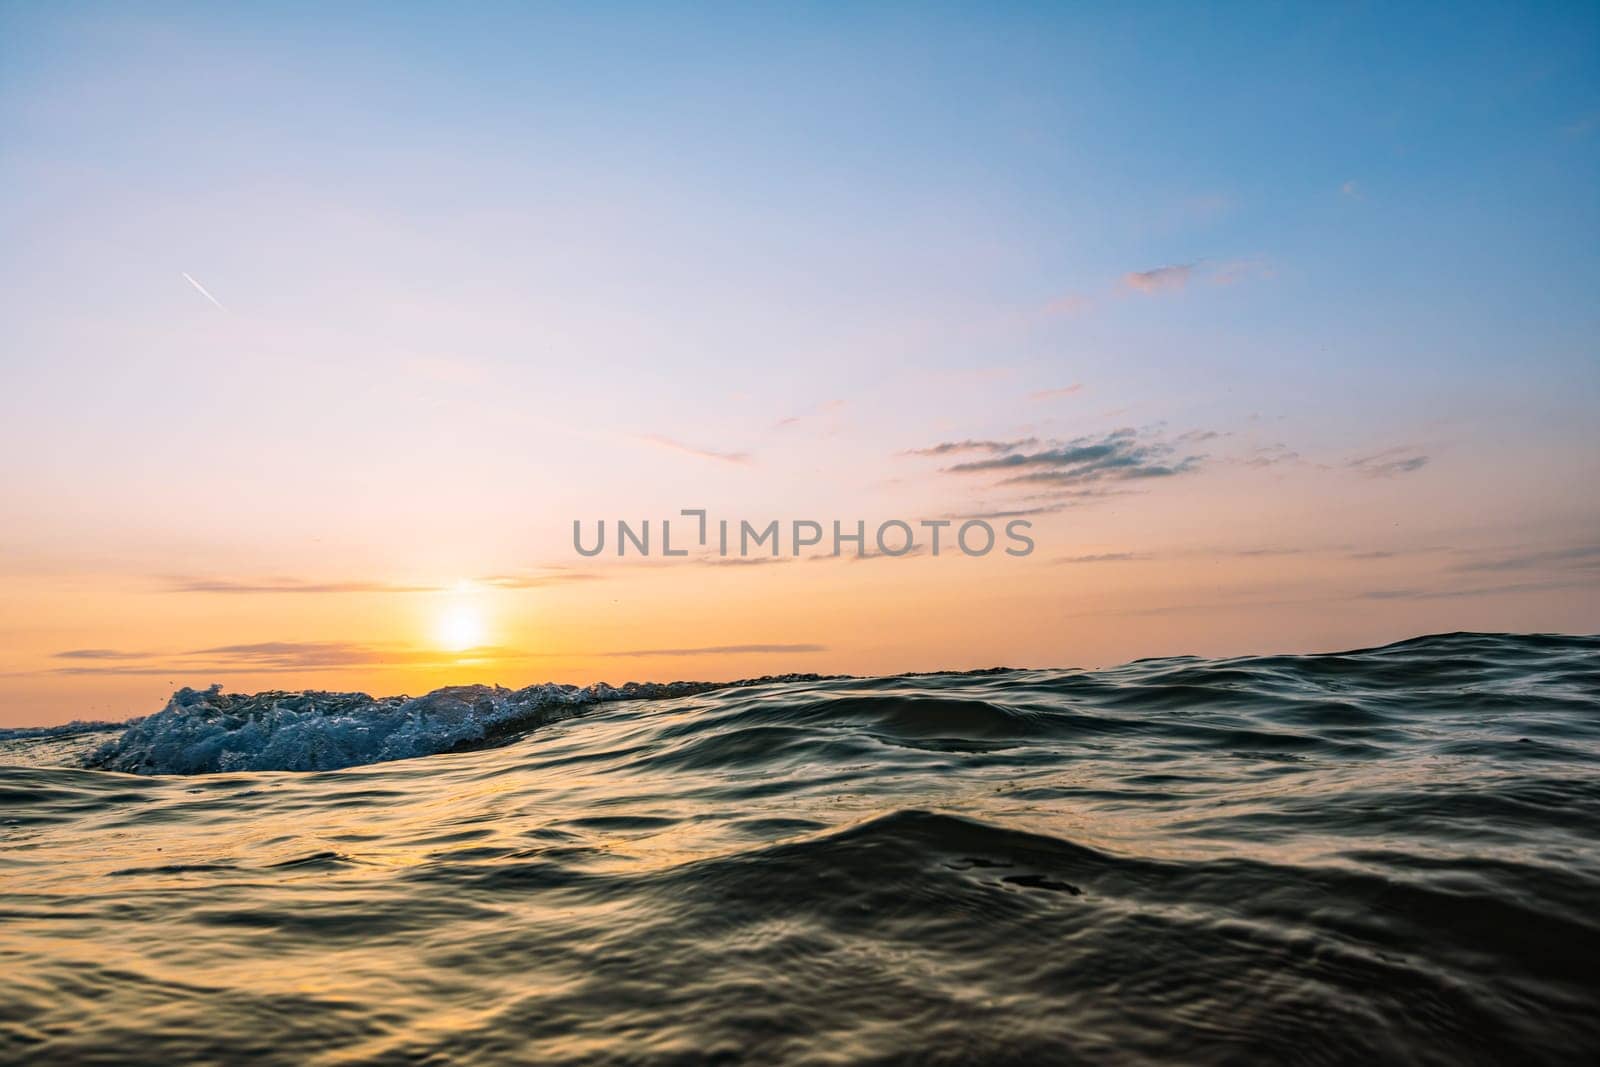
[435,603,486,653]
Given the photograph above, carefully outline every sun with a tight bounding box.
[435,603,487,653]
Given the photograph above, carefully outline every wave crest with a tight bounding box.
[85,677,820,775]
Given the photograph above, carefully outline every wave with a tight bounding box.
[81,674,829,775]
[54,631,1600,777]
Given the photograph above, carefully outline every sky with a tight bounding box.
[1,2,1596,725]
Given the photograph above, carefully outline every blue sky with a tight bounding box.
[5,3,1595,427]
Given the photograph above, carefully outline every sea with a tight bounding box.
[2,632,1597,1064]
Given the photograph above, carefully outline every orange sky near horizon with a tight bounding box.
[5,472,1595,725]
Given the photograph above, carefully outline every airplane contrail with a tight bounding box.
[181,272,226,310]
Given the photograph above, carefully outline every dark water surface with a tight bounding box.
[3,632,1598,1064]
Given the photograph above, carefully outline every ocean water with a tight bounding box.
[2,632,1598,1064]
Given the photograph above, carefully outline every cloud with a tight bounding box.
[1122,259,1270,294]
[902,438,1039,457]
[473,572,604,589]
[1123,264,1195,293]
[1347,447,1429,478]
[46,637,830,676]
[162,571,599,594]
[48,640,512,676]
[187,642,412,669]
[1017,486,1135,506]
[946,505,1068,520]
[1052,544,1426,566]
[1454,545,1600,573]
[1356,578,1591,602]
[597,643,826,657]
[638,434,752,465]
[935,428,1205,487]
[699,556,792,567]
[806,545,928,563]
[1240,443,1302,468]
[1340,180,1362,199]
[165,577,446,594]
[852,544,927,561]
[1053,260,1269,316]
[1029,384,1085,401]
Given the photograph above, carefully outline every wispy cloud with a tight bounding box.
[46,636,829,676]
[639,434,752,465]
[181,272,226,311]
[597,643,826,657]
[805,545,928,563]
[1049,259,1269,317]
[187,642,423,669]
[165,577,444,594]
[1240,443,1302,468]
[48,640,513,676]
[473,572,605,589]
[1029,384,1085,401]
[161,571,599,594]
[1123,263,1195,293]
[1453,545,1600,573]
[946,505,1069,520]
[1056,552,1150,564]
[1016,486,1134,506]
[1347,446,1429,478]
[930,428,1206,487]
[1122,259,1269,294]
[1356,577,1592,602]
[1230,546,1313,558]
[902,438,1039,458]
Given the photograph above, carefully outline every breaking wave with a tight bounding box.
[77,676,828,775]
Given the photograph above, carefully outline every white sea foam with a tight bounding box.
[82,677,818,775]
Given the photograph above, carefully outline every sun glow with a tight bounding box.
[435,603,487,653]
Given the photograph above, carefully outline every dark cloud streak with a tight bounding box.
[936,429,1205,488]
